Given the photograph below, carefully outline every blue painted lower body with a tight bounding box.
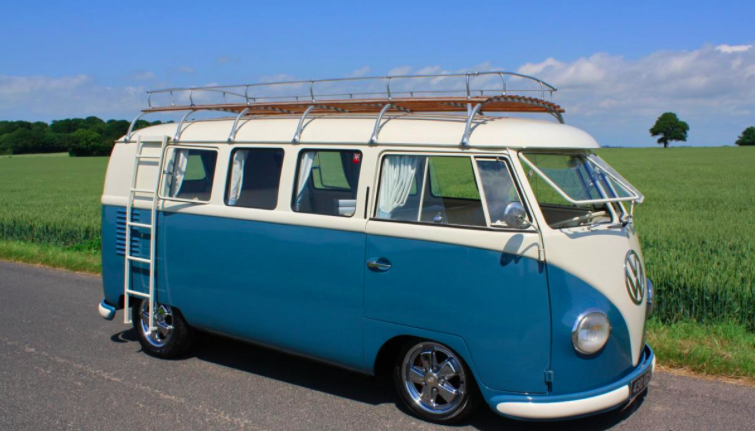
[100,205,650,420]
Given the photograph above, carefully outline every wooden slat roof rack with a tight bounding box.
[127,72,565,145]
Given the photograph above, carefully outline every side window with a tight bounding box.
[375,155,486,227]
[163,148,217,202]
[226,148,284,210]
[475,158,526,227]
[292,149,362,217]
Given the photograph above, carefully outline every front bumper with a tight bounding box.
[492,344,655,420]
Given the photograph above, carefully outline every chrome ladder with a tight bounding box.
[123,136,169,332]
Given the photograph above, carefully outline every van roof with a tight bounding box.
[124,113,600,150]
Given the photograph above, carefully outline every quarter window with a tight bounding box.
[475,158,526,227]
[163,148,217,202]
[293,149,362,217]
[375,155,486,227]
[226,148,284,210]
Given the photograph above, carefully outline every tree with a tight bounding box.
[650,112,689,148]
[69,129,110,157]
[735,127,755,146]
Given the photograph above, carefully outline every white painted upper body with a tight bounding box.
[123,113,600,149]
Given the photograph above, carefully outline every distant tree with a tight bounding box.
[735,127,755,146]
[650,112,689,148]
[69,129,110,157]
[1,117,166,156]
[50,118,86,134]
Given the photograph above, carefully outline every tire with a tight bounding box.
[132,299,194,358]
[392,340,480,424]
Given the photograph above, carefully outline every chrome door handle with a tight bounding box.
[367,258,391,272]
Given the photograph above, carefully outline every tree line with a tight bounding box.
[0,117,167,157]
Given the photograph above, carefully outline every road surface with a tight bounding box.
[1,260,753,430]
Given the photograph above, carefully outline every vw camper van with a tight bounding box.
[98,72,654,423]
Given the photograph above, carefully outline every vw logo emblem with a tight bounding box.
[624,250,645,305]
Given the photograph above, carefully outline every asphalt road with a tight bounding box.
[1,260,754,430]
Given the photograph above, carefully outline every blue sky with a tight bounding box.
[1,0,753,146]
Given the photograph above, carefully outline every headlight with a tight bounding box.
[572,310,611,355]
[646,278,654,318]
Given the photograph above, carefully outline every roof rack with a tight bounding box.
[127,72,564,145]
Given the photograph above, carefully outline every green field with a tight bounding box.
[0,155,107,271]
[1,147,755,380]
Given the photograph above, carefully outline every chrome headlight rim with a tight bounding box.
[646,278,654,318]
[571,309,611,356]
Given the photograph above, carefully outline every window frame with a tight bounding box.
[371,151,535,232]
[223,146,286,210]
[474,156,533,229]
[158,145,219,204]
[290,148,364,218]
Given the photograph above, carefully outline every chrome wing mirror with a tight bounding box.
[501,202,532,229]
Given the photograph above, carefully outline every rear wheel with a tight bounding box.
[133,299,194,358]
[393,340,479,423]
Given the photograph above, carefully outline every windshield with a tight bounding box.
[519,152,642,228]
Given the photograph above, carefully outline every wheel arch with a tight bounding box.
[363,319,481,387]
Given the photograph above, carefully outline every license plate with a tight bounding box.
[630,367,652,398]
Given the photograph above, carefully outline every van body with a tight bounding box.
[99,111,654,422]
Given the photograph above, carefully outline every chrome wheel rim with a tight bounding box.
[402,342,466,415]
[139,300,174,348]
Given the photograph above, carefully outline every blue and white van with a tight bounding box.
[98,73,654,424]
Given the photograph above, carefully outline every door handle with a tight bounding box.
[367,258,391,272]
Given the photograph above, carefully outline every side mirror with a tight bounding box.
[502,202,532,229]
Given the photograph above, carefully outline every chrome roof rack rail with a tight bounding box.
[292,104,348,143]
[174,110,196,142]
[461,104,484,146]
[227,108,250,142]
[131,71,565,146]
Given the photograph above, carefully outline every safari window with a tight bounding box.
[163,148,217,202]
[226,148,284,210]
[293,149,362,217]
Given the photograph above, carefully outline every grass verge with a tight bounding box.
[0,240,101,274]
[646,319,755,385]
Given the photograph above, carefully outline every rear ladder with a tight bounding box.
[123,136,170,332]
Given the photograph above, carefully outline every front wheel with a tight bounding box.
[393,340,480,423]
[133,299,194,358]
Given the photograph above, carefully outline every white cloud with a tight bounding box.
[716,44,752,53]
[348,66,371,77]
[130,70,157,81]
[387,65,413,76]
[0,74,145,118]
[514,43,755,118]
[0,75,92,97]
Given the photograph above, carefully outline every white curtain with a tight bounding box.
[228,150,247,205]
[377,155,421,218]
[295,151,316,211]
[168,149,189,198]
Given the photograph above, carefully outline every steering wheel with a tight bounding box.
[550,211,608,228]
